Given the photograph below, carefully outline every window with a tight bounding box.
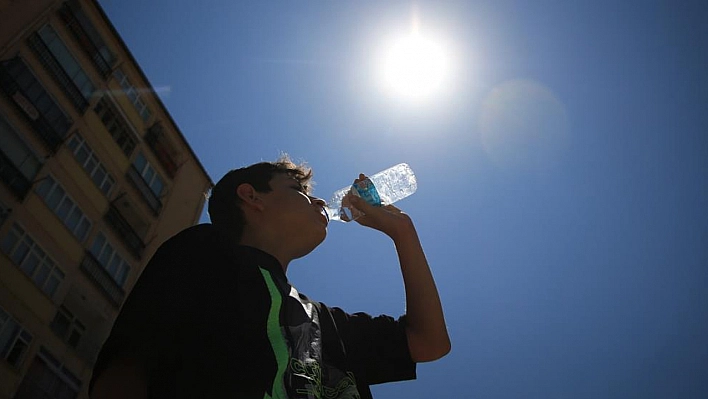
[104,203,146,259]
[60,0,116,77]
[67,134,115,196]
[113,68,152,122]
[0,306,33,368]
[0,58,72,152]
[133,152,164,197]
[90,232,130,287]
[13,347,81,399]
[50,306,85,349]
[127,152,164,215]
[35,175,92,242]
[0,114,43,180]
[1,223,64,297]
[0,113,42,199]
[144,123,179,178]
[93,97,137,157]
[28,24,95,112]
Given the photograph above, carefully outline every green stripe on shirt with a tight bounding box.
[260,267,289,399]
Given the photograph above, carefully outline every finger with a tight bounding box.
[341,211,351,222]
[382,204,404,214]
[352,174,364,183]
[348,195,369,211]
[352,198,386,221]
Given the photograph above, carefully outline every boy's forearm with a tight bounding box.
[393,223,451,362]
[345,194,451,361]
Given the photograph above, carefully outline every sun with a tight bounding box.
[379,25,451,102]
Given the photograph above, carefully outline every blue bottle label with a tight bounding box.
[353,177,382,206]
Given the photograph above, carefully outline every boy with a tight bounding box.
[90,156,449,398]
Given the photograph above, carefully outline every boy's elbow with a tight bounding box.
[408,335,451,362]
[426,339,452,362]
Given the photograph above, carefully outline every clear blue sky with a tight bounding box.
[99,1,707,397]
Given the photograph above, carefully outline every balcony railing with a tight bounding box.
[80,252,125,307]
[93,97,137,157]
[104,204,145,259]
[0,150,32,200]
[145,124,179,179]
[58,3,113,78]
[27,33,89,113]
[126,166,162,215]
[0,58,72,153]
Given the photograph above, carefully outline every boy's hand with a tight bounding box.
[346,174,415,241]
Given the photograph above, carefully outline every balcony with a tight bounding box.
[93,97,137,157]
[80,251,125,307]
[58,2,114,78]
[27,33,89,113]
[104,203,145,259]
[145,123,179,178]
[0,150,32,200]
[126,165,162,215]
[0,58,72,153]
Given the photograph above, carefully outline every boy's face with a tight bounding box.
[259,173,329,256]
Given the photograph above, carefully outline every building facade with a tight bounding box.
[0,1,213,397]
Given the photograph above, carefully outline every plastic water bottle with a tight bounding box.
[326,163,417,222]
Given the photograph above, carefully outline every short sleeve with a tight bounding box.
[90,225,226,395]
[325,306,417,386]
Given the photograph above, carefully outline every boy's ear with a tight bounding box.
[236,183,264,211]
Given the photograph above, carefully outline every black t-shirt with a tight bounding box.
[90,224,416,398]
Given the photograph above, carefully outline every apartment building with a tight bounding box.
[0,1,213,397]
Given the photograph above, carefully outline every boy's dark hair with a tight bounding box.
[208,155,313,242]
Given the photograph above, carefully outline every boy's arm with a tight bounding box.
[348,192,451,362]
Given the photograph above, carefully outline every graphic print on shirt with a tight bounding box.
[259,267,360,399]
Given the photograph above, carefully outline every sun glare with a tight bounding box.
[378,20,451,103]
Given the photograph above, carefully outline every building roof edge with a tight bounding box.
[91,0,214,188]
